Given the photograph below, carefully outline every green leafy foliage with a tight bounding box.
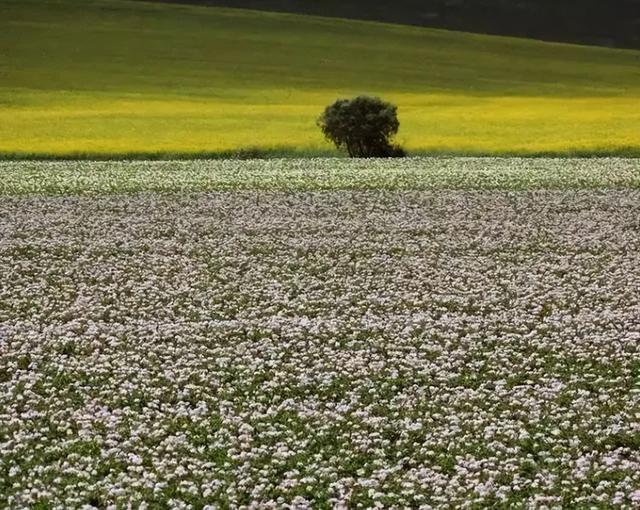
[318,96,405,158]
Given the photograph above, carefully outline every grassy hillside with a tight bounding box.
[1,0,640,157]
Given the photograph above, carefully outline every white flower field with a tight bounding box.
[1,158,640,508]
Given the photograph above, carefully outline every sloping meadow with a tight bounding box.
[1,158,640,507]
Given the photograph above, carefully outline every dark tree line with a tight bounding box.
[141,0,640,49]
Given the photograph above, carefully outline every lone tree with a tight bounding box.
[317,96,405,158]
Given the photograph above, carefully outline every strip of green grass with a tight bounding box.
[0,148,341,161]
[2,147,640,161]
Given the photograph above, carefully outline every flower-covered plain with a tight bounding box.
[0,159,639,508]
[1,157,639,195]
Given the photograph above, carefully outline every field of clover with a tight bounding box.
[1,158,640,509]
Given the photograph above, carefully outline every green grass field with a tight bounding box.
[2,0,640,157]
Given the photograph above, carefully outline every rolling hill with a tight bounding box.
[1,0,640,157]
[143,0,640,50]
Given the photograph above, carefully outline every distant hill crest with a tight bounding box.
[139,0,640,49]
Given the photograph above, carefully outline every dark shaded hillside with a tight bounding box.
[140,0,640,49]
